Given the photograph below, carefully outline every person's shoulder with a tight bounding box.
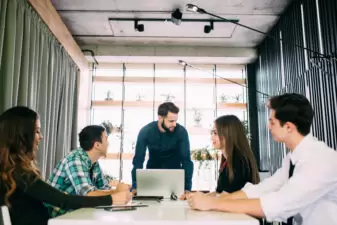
[53,149,80,170]
[65,148,80,159]
[176,123,187,133]
[307,137,336,157]
[300,137,337,172]
[315,140,337,162]
[140,121,157,132]
[65,148,89,165]
[13,167,40,188]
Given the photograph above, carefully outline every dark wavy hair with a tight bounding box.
[0,106,40,205]
[215,115,260,184]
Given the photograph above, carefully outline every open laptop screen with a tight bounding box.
[136,169,184,199]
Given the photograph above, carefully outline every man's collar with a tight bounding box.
[78,148,93,167]
[290,134,314,164]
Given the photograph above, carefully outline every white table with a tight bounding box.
[48,200,259,225]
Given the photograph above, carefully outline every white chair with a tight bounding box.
[0,206,11,225]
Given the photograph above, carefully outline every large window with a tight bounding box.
[90,63,247,189]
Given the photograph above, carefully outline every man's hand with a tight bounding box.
[179,190,193,200]
[116,182,131,192]
[205,192,217,197]
[219,191,228,197]
[109,180,120,187]
[187,193,217,211]
[111,191,133,205]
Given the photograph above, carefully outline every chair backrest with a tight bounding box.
[0,206,11,225]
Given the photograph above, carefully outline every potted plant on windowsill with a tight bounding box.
[191,147,217,191]
[191,147,214,163]
[136,92,144,101]
[219,93,228,103]
[160,93,175,102]
[193,109,202,126]
[104,90,114,101]
[241,120,251,141]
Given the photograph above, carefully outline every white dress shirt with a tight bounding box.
[242,135,337,225]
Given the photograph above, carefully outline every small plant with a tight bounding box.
[234,94,241,103]
[160,93,175,102]
[219,93,228,103]
[136,92,144,101]
[101,121,113,135]
[101,121,122,135]
[191,147,213,161]
[105,90,113,101]
[131,141,136,151]
[191,147,216,169]
[241,120,251,141]
[193,109,202,126]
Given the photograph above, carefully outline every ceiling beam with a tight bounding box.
[82,45,256,57]
[81,45,257,64]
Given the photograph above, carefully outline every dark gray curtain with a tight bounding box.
[0,0,79,178]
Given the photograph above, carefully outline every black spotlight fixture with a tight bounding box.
[178,60,187,66]
[185,4,206,13]
[204,21,213,34]
[171,8,183,25]
[134,20,144,32]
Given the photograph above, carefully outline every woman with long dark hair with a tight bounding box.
[0,106,132,225]
[210,115,260,195]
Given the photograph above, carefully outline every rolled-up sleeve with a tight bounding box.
[95,164,112,190]
[243,156,290,199]
[260,162,337,222]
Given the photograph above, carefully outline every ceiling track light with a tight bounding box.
[204,21,214,34]
[184,3,337,62]
[178,60,187,67]
[171,8,183,25]
[185,4,206,13]
[109,17,239,23]
[134,20,144,32]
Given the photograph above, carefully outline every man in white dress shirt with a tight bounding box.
[187,93,337,225]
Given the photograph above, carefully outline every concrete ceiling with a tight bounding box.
[51,0,292,64]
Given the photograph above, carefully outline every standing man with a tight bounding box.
[187,93,337,225]
[131,102,194,194]
[48,125,131,217]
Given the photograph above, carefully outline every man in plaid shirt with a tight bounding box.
[47,125,129,217]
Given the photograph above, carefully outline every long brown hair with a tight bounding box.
[0,106,40,205]
[215,115,259,184]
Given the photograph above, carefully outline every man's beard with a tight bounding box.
[162,121,173,133]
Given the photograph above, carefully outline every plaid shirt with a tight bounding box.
[46,148,111,217]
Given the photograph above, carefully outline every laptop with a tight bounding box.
[136,169,184,199]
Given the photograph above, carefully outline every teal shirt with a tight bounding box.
[47,148,111,217]
[131,121,194,190]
